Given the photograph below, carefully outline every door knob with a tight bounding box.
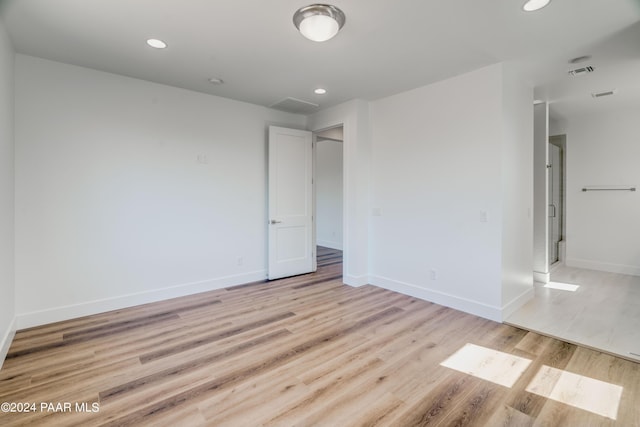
[270,219,283,224]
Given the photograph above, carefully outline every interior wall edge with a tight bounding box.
[15,270,266,330]
[0,316,16,370]
[368,274,502,323]
[343,274,368,287]
[501,287,535,321]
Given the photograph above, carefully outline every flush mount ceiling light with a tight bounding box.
[314,88,327,95]
[523,0,551,12]
[293,4,346,42]
[146,38,167,49]
[208,77,224,85]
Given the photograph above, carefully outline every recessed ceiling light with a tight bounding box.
[523,0,551,12]
[146,38,167,49]
[314,88,327,95]
[208,77,224,85]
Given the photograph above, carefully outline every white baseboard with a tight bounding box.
[533,270,550,283]
[368,275,502,322]
[16,270,267,329]
[0,317,17,370]
[344,274,368,287]
[501,287,534,321]
[566,258,640,277]
[317,240,343,250]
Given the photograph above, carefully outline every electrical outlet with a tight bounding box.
[429,269,437,280]
[237,257,243,266]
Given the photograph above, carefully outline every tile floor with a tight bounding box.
[506,264,640,363]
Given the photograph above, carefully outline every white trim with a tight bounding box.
[501,287,534,320]
[316,239,343,250]
[566,258,640,277]
[308,100,370,292]
[533,270,550,283]
[16,270,266,329]
[0,317,17,370]
[312,116,349,288]
[368,275,502,322]
[344,274,368,287]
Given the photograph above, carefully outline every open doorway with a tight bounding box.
[314,125,344,268]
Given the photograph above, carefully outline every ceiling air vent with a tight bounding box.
[592,89,617,98]
[568,66,594,77]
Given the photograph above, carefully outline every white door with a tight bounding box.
[268,126,315,280]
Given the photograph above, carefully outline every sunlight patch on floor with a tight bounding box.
[544,281,580,292]
[440,343,531,388]
[526,365,623,420]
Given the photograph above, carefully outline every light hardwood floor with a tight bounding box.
[1,248,639,426]
[506,264,640,364]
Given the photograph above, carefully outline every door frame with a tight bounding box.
[312,125,345,261]
[307,100,370,287]
[548,134,567,268]
[311,123,345,277]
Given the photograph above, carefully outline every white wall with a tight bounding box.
[565,109,640,276]
[14,55,306,328]
[369,63,532,322]
[307,100,371,286]
[316,139,343,250]
[0,18,15,367]
[500,64,534,316]
[549,115,568,136]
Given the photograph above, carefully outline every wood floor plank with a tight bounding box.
[197,363,311,424]
[1,247,639,426]
[506,338,577,419]
[483,404,535,427]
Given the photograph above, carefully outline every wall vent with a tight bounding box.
[568,66,595,76]
[591,89,616,98]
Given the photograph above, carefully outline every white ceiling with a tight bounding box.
[1,0,639,119]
